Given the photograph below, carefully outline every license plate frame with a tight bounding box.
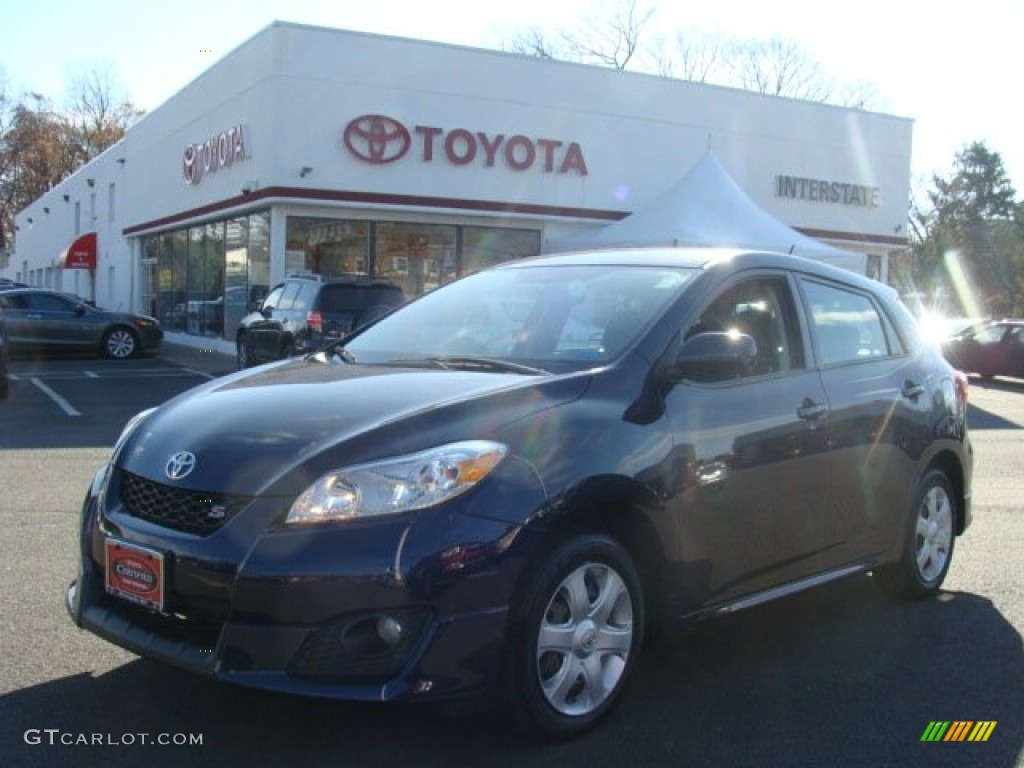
[104,539,166,612]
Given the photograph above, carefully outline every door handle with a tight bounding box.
[797,399,828,422]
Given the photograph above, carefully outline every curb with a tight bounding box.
[157,342,236,377]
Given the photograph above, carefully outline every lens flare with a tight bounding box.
[943,249,984,320]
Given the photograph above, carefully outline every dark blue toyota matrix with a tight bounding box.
[68,247,972,737]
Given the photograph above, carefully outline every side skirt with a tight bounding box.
[680,561,877,623]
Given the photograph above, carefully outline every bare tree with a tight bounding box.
[652,28,729,83]
[500,3,879,112]
[831,79,882,111]
[503,0,655,70]
[726,38,832,101]
[504,27,564,60]
[65,62,144,164]
[0,63,145,251]
[563,0,655,70]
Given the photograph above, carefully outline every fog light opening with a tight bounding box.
[377,615,404,646]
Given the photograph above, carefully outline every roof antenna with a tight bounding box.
[707,133,713,151]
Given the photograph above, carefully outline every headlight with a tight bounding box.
[286,440,508,524]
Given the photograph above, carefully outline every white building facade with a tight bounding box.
[4,22,912,353]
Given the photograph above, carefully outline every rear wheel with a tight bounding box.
[879,468,956,599]
[506,533,643,738]
[102,327,138,359]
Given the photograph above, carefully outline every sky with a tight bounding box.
[1,0,1022,202]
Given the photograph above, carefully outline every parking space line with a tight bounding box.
[12,369,209,381]
[182,368,216,380]
[30,378,82,416]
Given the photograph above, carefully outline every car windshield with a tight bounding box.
[344,263,697,372]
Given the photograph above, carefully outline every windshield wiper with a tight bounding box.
[420,356,549,375]
[305,337,356,363]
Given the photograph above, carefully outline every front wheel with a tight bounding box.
[102,327,138,359]
[879,468,956,599]
[506,533,644,738]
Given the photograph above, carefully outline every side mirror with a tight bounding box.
[661,331,757,384]
[259,305,274,318]
[73,304,86,316]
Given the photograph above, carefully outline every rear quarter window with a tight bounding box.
[319,284,404,313]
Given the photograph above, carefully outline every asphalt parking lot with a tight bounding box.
[0,345,234,449]
[0,349,1021,767]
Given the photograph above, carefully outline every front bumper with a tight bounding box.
[68,461,543,701]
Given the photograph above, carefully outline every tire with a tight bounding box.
[236,335,250,369]
[102,327,138,359]
[879,468,956,599]
[506,533,643,738]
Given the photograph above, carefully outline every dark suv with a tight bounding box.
[235,274,405,368]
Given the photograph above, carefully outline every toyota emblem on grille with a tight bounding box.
[165,451,197,480]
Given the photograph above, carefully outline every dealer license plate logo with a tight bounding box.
[105,540,165,611]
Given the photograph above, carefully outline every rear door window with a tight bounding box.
[319,284,369,313]
[26,293,76,312]
[800,279,894,366]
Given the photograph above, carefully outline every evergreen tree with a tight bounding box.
[910,142,1023,317]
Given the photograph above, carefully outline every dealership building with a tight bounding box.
[3,21,912,354]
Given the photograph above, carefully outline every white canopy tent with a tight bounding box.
[586,152,866,273]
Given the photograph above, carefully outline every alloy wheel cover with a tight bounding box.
[535,562,634,716]
[915,484,953,582]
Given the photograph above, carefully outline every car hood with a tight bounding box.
[116,359,589,496]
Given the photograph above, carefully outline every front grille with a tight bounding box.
[119,470,250,536]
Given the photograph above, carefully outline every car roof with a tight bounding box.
[494,246,892,296]
[285,273,401,287]
[495,246,740,270]
[1,287,74,297]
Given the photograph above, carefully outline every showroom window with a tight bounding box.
[285,215,540,300]
[286,217,368,275]
[462,226,541,275]
[186,222,225,337]
[142,210,271,340]
[375,222,457,297]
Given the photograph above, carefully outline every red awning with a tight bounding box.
[59,232,97,270]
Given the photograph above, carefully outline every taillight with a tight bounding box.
[307,310,323,333]
[954,370,969,408]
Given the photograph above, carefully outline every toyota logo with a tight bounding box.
[343,115,411,164]
[165,451,197,481]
